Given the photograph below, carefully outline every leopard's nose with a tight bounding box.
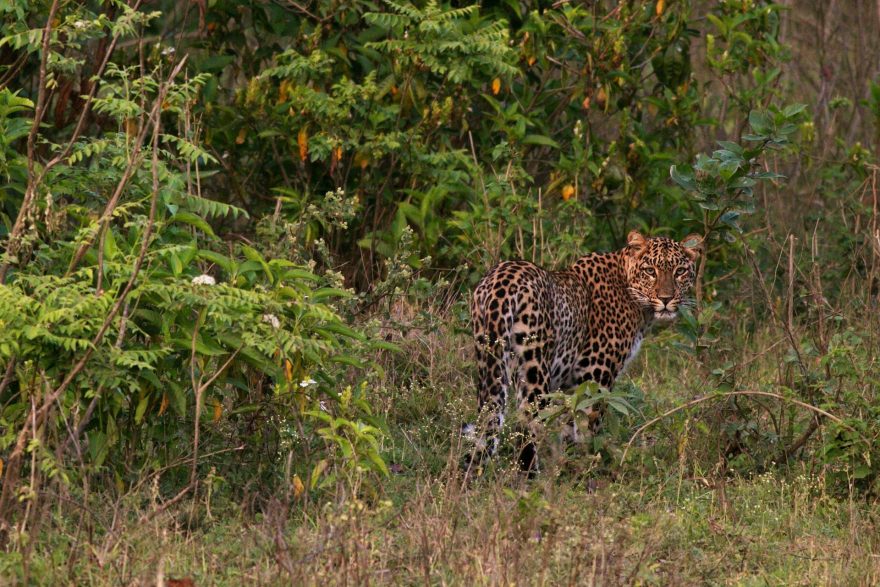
[658,295,673,307]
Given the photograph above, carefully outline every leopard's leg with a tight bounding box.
[512,331,552,474]
[464,333,508,471]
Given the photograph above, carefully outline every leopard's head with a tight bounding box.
[623,230,703,323]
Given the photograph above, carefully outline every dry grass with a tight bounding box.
[14,462,880,585]
[8,317,880,586]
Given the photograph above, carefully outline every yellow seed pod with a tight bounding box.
[158,394,169,416]
[212,399,222,423]
[292,474,305,498]
[656,0,665,16]
[491,78,501,95]
[277,80,290,105]
[235,127,247,145]
[245,77,260,106]
[297,128,309,161]
[284,359,294,383]
[562,185,576,201]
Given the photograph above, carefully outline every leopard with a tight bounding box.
[465,230,703,473]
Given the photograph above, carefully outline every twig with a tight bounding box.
[620,390,863,467]
[0,357,15,396]
[0,0,61,284]
[66,57,188,275]
[741,235,810,381]
[0,0,142,283]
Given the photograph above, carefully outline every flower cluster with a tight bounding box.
[191,274,216,286]
[262,313,281,329]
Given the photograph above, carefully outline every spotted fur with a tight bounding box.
[468,230,703,472]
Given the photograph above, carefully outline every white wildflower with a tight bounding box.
[161,46,176,56]
[262,313,281,329]
[74,20,88,30]
[191,274,216,286]
[299,378,317,388]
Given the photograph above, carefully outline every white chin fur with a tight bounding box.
[654,311,677,322]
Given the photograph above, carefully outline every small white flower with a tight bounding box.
[74,20,88,30]
[299,378,317,388]
[162,46,176,56]
[262,313,281,329]
[191,274,216,286]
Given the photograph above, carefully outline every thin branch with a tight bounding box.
[0,0,61,284]
[66,57,188,275]
[0,0,142,283]
[189,310,203,487]
[0,358,15,396]
[620,390,863,467]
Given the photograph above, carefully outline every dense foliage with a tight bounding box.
[2,0,880,582]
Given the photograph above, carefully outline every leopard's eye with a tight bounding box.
[675,267,688,278]
[642,267,656,278]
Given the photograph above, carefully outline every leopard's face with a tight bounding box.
[623,231,703,323]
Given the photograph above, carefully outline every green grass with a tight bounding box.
[7,321,880,586]
[11,466,880,585]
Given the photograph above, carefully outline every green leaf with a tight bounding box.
[330,354,366,368]
[171,211,217,237]
[371,340,402,353]
[670,165,697,191]
[172,327,228,356]
[197,249,234,273]
[309,287,352,303]
[168,253,183,276]
[168,382,187,417]
[134,394,148,424]
[782,103,807,118]
[716,141,743,155]
[282,268,322,283]
[718,158,742,181]
[719,211,742,232]
[242,245,273,282]
[88,430,109,467]
[521,134,560,149]
[853,463,872,480]
[748,110,770,134]
[103,229,119,261]
[367,449,390,476]
[752,170,784,180]
[318,322,366,341]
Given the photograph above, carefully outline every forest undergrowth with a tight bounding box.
[12,312,880,586]
[4,1,880,585]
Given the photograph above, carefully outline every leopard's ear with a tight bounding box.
[625,230,647,256]
[680,233,703,261]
